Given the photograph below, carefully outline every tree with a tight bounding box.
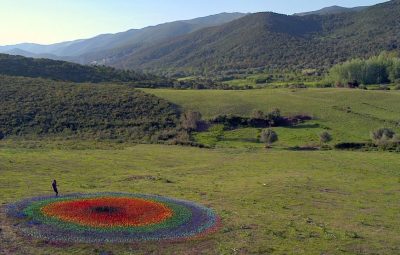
[180,111,203,131]
[388,58,400,82]
[0,131,4,140]
[319,131,332,145]
[260,129,278,148]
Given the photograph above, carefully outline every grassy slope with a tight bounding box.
[143,88,400,147]
[0,143,399,254]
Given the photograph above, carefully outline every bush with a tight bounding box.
[211,109,285,129]
[180,111,203,131]
[266,108,282,126]
[287,83,307,89]
[394,84,400,90]
[334,142,368,150]
[319,131,332,144]
[376,85,390,90]
[371,128,396,143]
[260,129,278,147]
[252,110,265,119]
[287,145,319,151]
[377,141,400,152]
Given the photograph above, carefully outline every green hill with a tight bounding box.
[114,0,400,75]
[0,54,155,83]
[0,75,180,141]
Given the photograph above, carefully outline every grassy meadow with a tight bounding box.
[1,87,399,254]
[0,143,399,254]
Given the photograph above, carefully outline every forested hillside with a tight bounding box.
[0,75,180,141]
[0,54,156,83]
[112,0,400,75]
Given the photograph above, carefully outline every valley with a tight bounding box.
[0,1,399,254]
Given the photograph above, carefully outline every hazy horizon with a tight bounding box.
[0,0,388,46]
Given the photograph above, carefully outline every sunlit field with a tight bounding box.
[1,142,399,254]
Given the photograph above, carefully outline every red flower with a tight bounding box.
[41,197,173,227]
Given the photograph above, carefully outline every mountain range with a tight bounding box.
[0,13,246,60]
[294,5,368,16]
[111,0,400,74]
[1,1,399,75]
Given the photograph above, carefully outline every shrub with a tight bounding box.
[260,129,278,147]
[266,108,282,126]
[334,142,368,150]
[377,141,400,152]
[180,111,203,131]
[394,84,400,90]
[371,128,396,143]
[287,83,307,89]
[376,85,390,90]
[319,131,332,144]
[212,109,284,129]
[251,110,265,119]
[288,145,319,151]
[211,114,248,129]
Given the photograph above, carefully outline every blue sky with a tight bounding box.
[0,0,387,45]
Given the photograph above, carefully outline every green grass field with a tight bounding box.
[143,88,400,147]
[0,143,399,254]
[1,88,400,254]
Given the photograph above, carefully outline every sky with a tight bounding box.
[0,0,388,46]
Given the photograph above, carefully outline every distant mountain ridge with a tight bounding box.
[294,5,368,16]
[0,13,246,60]
[3,48,61,60]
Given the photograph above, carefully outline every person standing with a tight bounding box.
[52,180,59,196]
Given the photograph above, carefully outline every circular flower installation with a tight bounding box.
[6,193,220,243]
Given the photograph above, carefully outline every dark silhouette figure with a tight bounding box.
[52,180,59,196]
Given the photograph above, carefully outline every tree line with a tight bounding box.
[328,52,400,86]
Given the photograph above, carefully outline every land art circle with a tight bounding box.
[6,193,220,243]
